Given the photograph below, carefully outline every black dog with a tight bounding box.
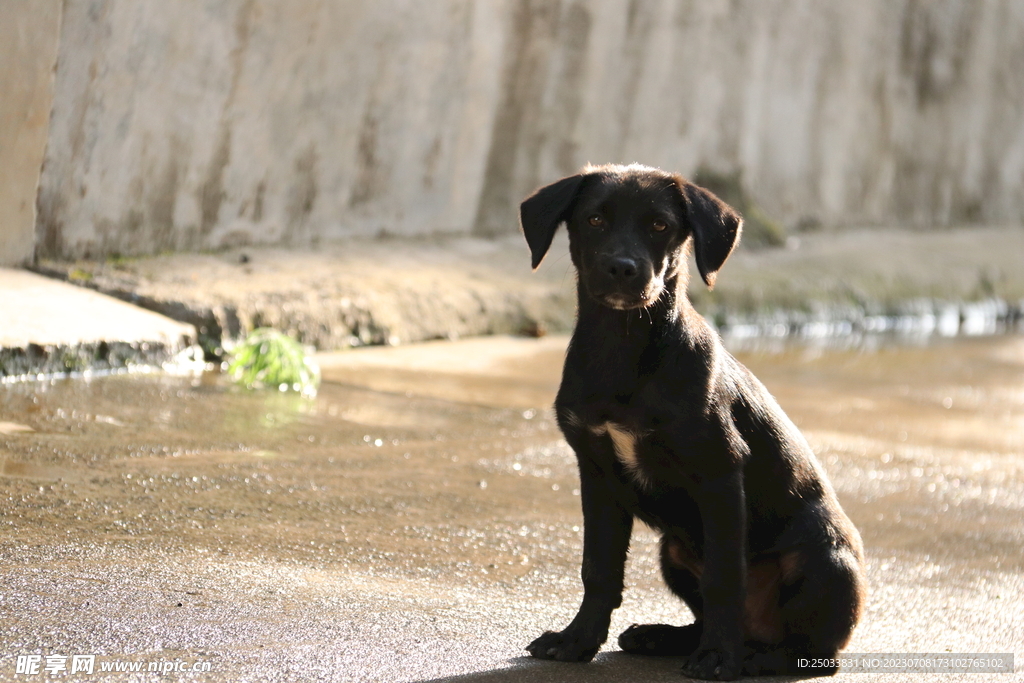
[520,164,865,680]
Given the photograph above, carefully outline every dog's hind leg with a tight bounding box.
[741,544,865,676]
[618,534,705,656]
[619,622,702,656]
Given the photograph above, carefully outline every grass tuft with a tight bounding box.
[226,328,321,397]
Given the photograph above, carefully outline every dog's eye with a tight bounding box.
[652,220,668,232]
[588,215,604,227]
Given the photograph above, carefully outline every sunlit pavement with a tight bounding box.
[1,334,1021,681]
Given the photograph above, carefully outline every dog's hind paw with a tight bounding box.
[526,630,600,663]
[618,622,701,656]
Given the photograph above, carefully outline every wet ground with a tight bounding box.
[1,334,1022,682]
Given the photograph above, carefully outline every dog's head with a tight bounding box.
[520,164,742,310]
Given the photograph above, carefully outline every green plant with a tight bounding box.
[226,328,320,396]
[68,268,94,282]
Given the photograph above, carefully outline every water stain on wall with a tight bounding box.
[551,2,591,174]
[422,135,443,191]
[286,145,318,238]
[149,138,182,250]
[200,0,254,242]
[350,110,382,208]
[900,0,977,109]
[238,179,266,223]
[200,128,232,238]
[474,0,562,237]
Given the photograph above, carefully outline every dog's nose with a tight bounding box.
[605,257,638,281]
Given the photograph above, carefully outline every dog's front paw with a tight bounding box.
[526,630,601,662]
[681,647,742,681]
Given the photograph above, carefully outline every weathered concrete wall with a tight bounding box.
[35,0,1024,259]
[475,0,1024,234]
[36,0,507,258]
[0,0,62,266]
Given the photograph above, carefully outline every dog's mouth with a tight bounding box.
[595,281,664,310]
[601,293,653,310]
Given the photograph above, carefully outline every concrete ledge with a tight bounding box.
[0,268,197,379]
[33,234,578,358]
[31,227,1024,362]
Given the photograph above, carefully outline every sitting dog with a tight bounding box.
[520,164,865,680]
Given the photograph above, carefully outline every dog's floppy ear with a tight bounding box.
[680,181,743,290]
[520,174,586,270]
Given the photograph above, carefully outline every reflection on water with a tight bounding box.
[717,297,1023,349]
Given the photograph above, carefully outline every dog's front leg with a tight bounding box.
[682,468,746,681]
[527,455,633,662]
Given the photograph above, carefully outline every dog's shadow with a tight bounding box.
[414,652,820,682]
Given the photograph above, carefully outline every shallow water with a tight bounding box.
[1,334,1021,681]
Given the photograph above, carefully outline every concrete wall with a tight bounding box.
[0,0,62,266]
[32,0,1024,260]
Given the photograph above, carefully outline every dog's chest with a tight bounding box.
[561,392,677,488]
[589,421,649,482]
[593,422,640,463]
[559,339,713,486]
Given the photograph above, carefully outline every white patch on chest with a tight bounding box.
[590,422,650,486]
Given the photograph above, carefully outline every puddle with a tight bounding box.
[715,297,1023,349]
[1,334,1022,681]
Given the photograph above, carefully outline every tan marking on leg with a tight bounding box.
[779,550,804,582]
[665,536,703,577]
[744,558,785,644]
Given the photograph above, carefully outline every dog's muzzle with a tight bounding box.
[590,255,661,309]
